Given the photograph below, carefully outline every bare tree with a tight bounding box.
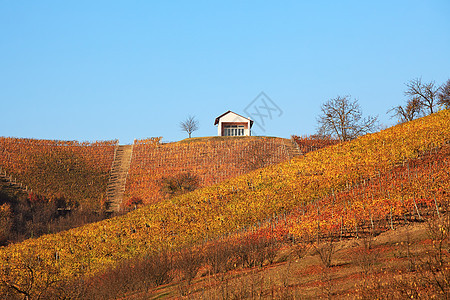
[438,79,450,109]
[179,115,199,138]
[388,97,423,123]
[317,96,378,142]
[405,78,439,114]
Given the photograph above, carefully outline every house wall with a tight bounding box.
[217,112,251,136]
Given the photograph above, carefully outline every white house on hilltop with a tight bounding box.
[214,111,253,136]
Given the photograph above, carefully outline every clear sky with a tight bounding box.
[1,1,449,144]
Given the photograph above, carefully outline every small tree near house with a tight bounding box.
[179,115,199,138]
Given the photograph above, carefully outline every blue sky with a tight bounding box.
[1,1,449,144]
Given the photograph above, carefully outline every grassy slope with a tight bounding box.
[0,110,449,293]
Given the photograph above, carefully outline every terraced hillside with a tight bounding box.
[125,136,298,205]
[1,110,448,299]
[0,138,117,208]
[0,137,303,211]
[292,134,340,154]
[93,138,449,299]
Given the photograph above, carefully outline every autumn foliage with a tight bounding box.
[291,134,340,154]
[0,110,449,298]
[125,136,296,204]
[245,143,450,245]
[0,138,117,208]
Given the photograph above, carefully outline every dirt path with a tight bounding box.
[105,145,133,212]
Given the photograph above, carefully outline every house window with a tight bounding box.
[224,125,245,136]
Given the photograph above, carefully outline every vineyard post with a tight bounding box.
[388,190,394,230]
[370,213,374,233]
[317,199,320,245]
[407,161,410,182]
[433,195,440,217]
[363,189,373,233]
[332,188,336,206]
[412,192,423,220]
[400,183,408,223]
[389,205,394,230]
[431,167,441,217]
[371,193,376,231]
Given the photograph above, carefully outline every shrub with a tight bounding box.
[204,239,237,275]
[175,247,204,286]
[160,172,199,198]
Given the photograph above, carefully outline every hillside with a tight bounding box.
[0,138,117,209]
[45,143,450,299]
[0,136,300,210]
[0,110,448,299]
[0,136,302,245]
[145,143,449,298]
[0,176,28,245]
[125,136,297,205]
[291,134,339,154]
[111,221,446,299]
[0,163,108,247]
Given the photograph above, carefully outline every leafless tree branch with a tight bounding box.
[388,97,423,123]
[438,79,450,109]
[179,115,199,138]
[317,96,378,141]
[405,78,439,114]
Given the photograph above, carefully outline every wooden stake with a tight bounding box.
[413,192,422,220]
[434,195,440,217]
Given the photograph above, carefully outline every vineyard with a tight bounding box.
[0,136,300,210]
[0,138,117,209]
[238,143,450,243]
[291,134,340,154]
[0,109,448,299]
[125,136,296,205]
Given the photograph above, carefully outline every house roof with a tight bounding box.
[214,110,254,127]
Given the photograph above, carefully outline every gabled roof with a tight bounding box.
[214,110,254,127]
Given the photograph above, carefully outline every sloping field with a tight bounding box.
[0,138,117,208]
[292,134,339,154]
[60,144,450,299]
[0,110,449,297]
[126,136,295,204]
[223,142,450,245]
